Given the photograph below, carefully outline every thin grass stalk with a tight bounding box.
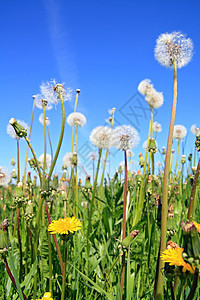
[17,207,23,282]
[61,241,67,300]
[25,137,42,185]
[133,106,153,226]
[23,97,35,185]
[4,257,28,300]
[120,149,128,296]
[42,106,47,181]
[155,60,177,300]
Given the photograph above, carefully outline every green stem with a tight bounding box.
[61,240,67,300]
[17,138,20,184]
[155,60,177,300]
[25,138,42,185]
[133,106,153,226]
[48,94,65,180]
[43,106,47,181]
[23,97,35,185]
[47,125,53,161]
[187,158,200,220]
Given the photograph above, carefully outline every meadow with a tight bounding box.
[0,32,200,300]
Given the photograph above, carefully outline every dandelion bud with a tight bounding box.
[181,155,186,164]
[195,134,200,152]
[139,154,145,168]
[52,174,59,190]
[26,171,31,185]
[11,158,15,167]
[9,118,28,139]
[0,218,11,252]
[161,147,166,155]
[122,230,139,249]
[181,221,200,260]
[32,176,37,187]
[11,168,17,179]
[188,153,192,162]
[192,167,197,175]
[85,175,92,189]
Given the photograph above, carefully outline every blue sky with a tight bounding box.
[0,0,200,181]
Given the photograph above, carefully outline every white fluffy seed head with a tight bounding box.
[67,112,86,127]
[190,124,200,136]
[63,152,77,168]
[0,167,11,186]
[153,121,162,132]
[112,125,140,151]
[40,80,72,105]
[90,126,113,149]
[173,125,187,140]
[127,149,134,157]
[145,89,164,109]
[39,113,50,126]
[138,79,154,96]
[155,31,193,68]
[39,154,52,168]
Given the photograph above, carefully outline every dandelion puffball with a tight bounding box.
[173,125,187,140]
[90,126,113,149]
[67,112,86,127]
[112,125,140,151]
[155,31,193,68]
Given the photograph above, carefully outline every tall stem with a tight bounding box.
[43,106,47,181]
[47,125,53,162]
[120,149,128,296]
[187,158,200,220]
[155,61,177,300]
[23,97,35,184]
[17,138,20,184]
[61,241,67,300]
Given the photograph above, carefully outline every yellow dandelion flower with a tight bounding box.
[193,221,200,233]
[48,217,82,235]
[36,292,53,300]
[161,247,195,274]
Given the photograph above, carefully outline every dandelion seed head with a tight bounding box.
[190,124,200,136]
[67,112,86,127]
[35,94,53,110]
[90,126,113,149]
[63,152,78,168]
[145,89,164,109]
[155,31,193,68]
[40,80,72,105]
[0,167,11,186]
[173,125,187,140]
[138,79,153,96]
[39,154,52,168]
[112,125,140,151]
[153,121,162,132]
[39,114,50,126]
[88,151,98,161]
[127,149,134,157]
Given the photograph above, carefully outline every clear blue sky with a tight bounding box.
[0,0,200,180]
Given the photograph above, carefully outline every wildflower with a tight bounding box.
[40,80,72,105]
[39,114,50,126]
[193,221,200,233]
[7,119,28,139]
[0,167,11,186]
[48,216,82,235]
[145,89,164,109]
[155,31,193,68]
[127,149,134,157]
[138,80,164,109]
[39,154,52,169]
[90,126,113,149]
[153,121,162,132]
[36,292,53,300]
[35,94,53,110]
[63,152,78,168]
[88,151,98,161]
[112,125,140,150]
[191,124,200,136]
[173,125,187,140]
[67,112,86,127]
[138,79,153,95]
[161,247,195,273]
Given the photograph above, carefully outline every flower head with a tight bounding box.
[35,94,53,110]
[39,114,50,126]
[88,151,98,161]
[0,167,11,186]
[138,79,153,95]
[48,216,82,235]
[127,149,134,157]
[90,126,113,149]
[63,152,78,168]
[153,121,162,132]
[193,221,200,233]
[40,80,72,105]
[39,154,52,169]
[155,31,193,68]
[7,119,28,139]
[161,247,195,273]
[67,112,86,127]
[112,125,140,151]
[173,125,187,140]
[190,124,200,136]
[36,292,53,300]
